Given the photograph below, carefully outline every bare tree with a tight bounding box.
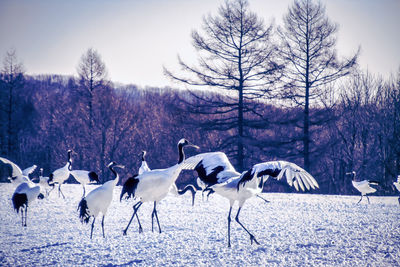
[77,48,108,129]
[278,0,359,171]
[0,49,24,157]
[164,0,281,171]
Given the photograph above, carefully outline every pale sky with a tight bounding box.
[0,0,399,88]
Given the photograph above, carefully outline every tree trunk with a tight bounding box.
[238,84,244,172]
[7,80,13,157]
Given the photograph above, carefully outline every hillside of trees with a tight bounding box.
[1,70,399,195]
[1,0,399,196]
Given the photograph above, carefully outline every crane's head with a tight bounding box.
[178,138,199,149]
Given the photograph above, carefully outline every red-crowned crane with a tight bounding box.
[48,150,73,199]
[12,180,44,226]
[190,152,319,247]
[70,170,99,197]
[32,168,54,196]
[120,139,201,236]
[77,161,124,239]
[138,151,150,175]
[347,171,379,204]
[0,157,37,186]
[138,150,196,206]
[394,175,400,205]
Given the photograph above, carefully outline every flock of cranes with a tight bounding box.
[1,138,399,247]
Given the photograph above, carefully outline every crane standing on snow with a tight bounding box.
[0,157,45,226]
[48,149,73,199]
[12,181,44,226]
[190,152,319,247]
[347,171,379,204]
[139,150,196,205]
[70,169,99,198]
[120,139,201,236]
[78,161,124,239]
[32,168,53,196]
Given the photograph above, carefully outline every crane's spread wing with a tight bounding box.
[238,160,319,191]
[181,152,229,172]
[190,152,240,187]
[22,165,37,176]
[0,157,23,178]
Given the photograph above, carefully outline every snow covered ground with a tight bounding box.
[0,183,399,266]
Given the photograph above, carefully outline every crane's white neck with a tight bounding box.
[109,165,120,186]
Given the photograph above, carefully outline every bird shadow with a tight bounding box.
[102,259,143,266]
[20,242,69,252]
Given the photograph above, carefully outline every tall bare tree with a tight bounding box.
[0,49,24,157]
[278,0,359,171]
[165,0,281,171]
[77,48,108,129]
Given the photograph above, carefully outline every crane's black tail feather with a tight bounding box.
[12,193,27,213]
[120,175,139,201]
[78,198,90,224]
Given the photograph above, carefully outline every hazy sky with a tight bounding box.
[0,0,399,88]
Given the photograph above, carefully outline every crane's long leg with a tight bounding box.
[357,195,363,204]
[136,213,143,233]
[90,217,96,239]
[152,202,162,233]
[58,184,65,199]
[366,195,370,204]
[256,194,270,203]
[123,201,142,236]
[151,205,155,232]
[20,208,24,227]
[24,206,28,227]
[82,185,86,198]
[235,207,259,245]
[227,206,232,248]
[101,215,105,238]
[48,184,55,196]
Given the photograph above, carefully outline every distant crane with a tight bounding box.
[32,168,53,196]
[120,139,201,235]
[12,181,44,226]
[347,171,379,204]
[48,150,73,199]
[138,151,150,175]
[70,169,99,197]
[0,157,37,186]
[190,152,319,247]
[393,175,400,205]
[77,161,124,239]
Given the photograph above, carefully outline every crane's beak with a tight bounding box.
[187,141,199,149]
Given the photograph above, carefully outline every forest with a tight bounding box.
[0,0,399,196]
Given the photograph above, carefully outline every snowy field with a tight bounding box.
[0,183,399,266]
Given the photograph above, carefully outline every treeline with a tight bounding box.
[0,70,399,196]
